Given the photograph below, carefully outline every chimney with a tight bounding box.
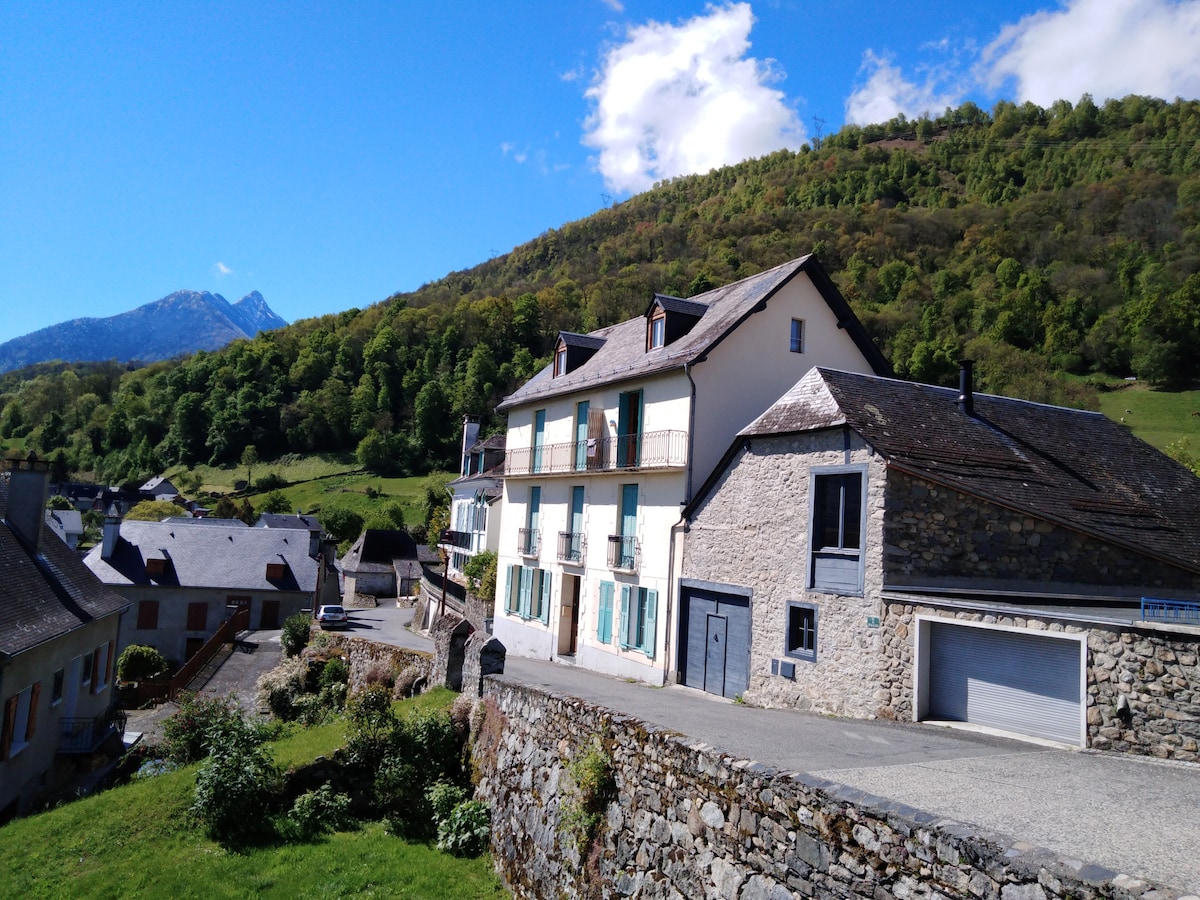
[957,360,975,417]
[4,453,50,553]
[102,503,123,561]
[460,415,480,476]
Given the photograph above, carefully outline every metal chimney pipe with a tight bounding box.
[957,360,975,416]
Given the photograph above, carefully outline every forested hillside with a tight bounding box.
[3,94,1199,488]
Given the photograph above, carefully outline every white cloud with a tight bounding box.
[599,0,624,12]
[980,0,1200,106]
[214,262,233,276]
[845,51,962,125]
[583,2,804,194]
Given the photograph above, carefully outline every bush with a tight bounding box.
[282,784,356,842]
[254,472,288,492]
[280,613,312,657]
[436,800,491,857]
[256,657,309,721]
[318,656,349,691]
[116,644,166,682]
[377,709,468,838]
[426,781,469,824]
[345,684,398,768]
[161,693,245,764]
[190,717,281,846]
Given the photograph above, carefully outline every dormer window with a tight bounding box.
[649,310,666,350]
[553,332,605,377]
[266,561,286,580]
[554,344,568,377]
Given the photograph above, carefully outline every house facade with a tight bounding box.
[1,458,128,821]
[83,515,334,667]
[491,256,891,683]
[680,366,1200,755]
[442,419,505,580]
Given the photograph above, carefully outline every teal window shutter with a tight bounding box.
[618,585,631,648]
[505,566,517,614]
[642,589,658,657]
[539,569,551,624]
[597,582,613,643]
[518,567,533,618]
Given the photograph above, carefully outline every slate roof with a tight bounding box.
[161,516,247,527]
[45,508,83,536]
[738,368,1200,574]
[256,513,323,533]
[649,293,709,316]
[341,529,418,575]
[496,255,891,412]
[0,480,128,659]
[82,519,319,592]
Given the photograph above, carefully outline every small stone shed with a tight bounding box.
[679,366,1200,759]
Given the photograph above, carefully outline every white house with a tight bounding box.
[442,418,505,580]
[491,255,891,684]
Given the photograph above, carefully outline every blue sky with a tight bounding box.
[3,0,1199,345]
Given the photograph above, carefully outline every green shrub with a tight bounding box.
[283,784,357,842]
[254,472,288,492]
[161,693,245,764]
[116,644,166,682]
[561,735,615,855]
[280,613,312,657]
[190,718,281,846]
[319,656,349,691]
[426,781,469,824]
[256,657,309,721]
[436,800,490,857]
[377,709,468,839]
[345,684,398,767]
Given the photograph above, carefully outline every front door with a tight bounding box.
[260,600,280,629]
[703,614,728,696]
[558,574,581,656]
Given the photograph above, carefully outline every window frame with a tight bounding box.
[648,309,666,350]
[553,343,568,377]
[784,601,818,662]
[808,465,868,595]
[137,599,160,630]
[618,585,658,657]
[790,318,805,353]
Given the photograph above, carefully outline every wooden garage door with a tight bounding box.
[927,622,1083,745]
[680,587,750,700]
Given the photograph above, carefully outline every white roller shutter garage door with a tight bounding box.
[924,621,1084,745]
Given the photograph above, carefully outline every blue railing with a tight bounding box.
[1141,597,1200,625]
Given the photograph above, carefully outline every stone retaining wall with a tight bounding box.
[474,677,1180,900]
[315,633,431,693]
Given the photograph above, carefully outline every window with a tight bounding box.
[81,651,94,688]
[597,581,615,644]
[617,390,643,467]
[785,602,818,661]
[619,585,658,657]
[810,468,866,593]
[504,565,550,624]
[187,602,208,631]
[532,409,546,472]
[649,310,666,349]
[51,669,64,705]
[609,484,638,570]
[93,642,111,692]
[520,486,541,556]
[137,599,159,630]
[790,318,805,353]
[1,684,38,759]
[574,400,590,471]
[554,344,568,377]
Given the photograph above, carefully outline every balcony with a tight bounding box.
[59,706,126,755]
[558,531,585,564]
[518,528,540,557]
[439,529,473,551]
[607,534,638,572]
[505,430,688,477]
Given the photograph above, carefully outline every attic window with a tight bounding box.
[146,558,166,577]
[554,343,568,377]
[648,309,666,350]
[266,561,286,579]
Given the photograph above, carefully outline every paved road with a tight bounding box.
[234,605,1200,894]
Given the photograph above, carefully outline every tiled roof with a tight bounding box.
[256,513,323,532]
[0,481,128,658]
[340,529,418,574]
[497,255,890,412]
[741,368,1200,574]
[82,519,319,591]
[650,294,709,316]
[558,332,607,350]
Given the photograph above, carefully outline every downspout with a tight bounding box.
[684,362,697,504]
[666,361,699,683]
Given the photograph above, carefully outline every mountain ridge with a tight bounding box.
[0,290,287,373]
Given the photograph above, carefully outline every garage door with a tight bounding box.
[926,622,1083,745]
[680,587,750,700]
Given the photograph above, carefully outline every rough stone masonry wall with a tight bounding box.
[879,602,1200,762]
[474,678,1178,900]
[885,473,1200,592]
[316,632,431,693]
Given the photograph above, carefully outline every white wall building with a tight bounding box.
[491,255,892,684]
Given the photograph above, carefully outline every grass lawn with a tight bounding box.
[1097,382,1200,452]
[0,691,506,899]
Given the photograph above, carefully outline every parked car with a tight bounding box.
[316,605,348,629]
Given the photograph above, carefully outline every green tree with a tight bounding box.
[126,500,188,521]
[240,444,259,487]
[322,506,364,545]
[260,489,292,514]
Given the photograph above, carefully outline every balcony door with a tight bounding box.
[617,390,643,467]
[574,401,589,470]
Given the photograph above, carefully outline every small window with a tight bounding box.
[810,468,866,594]
[137,600,159,630]
[1,685,36,759]
[554,344,568,377]
[785,602,817,661]
[649,311,666,349]
[81,651,94,687]
[51,669,64,705]
[187,602,208,631]
[790,319,805,353]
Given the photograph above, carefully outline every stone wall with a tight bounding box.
[316,633,431,693]
[475,677,1177,900]
[885,472,1200,592]
[879,602,1200,762]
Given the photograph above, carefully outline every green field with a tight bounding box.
[0,692,506,899]
[1096,383,1200,453]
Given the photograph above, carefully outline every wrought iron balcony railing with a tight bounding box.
[518,528,540,557]
[439,529,473,550]
[506,429,688,477]
[59,706,126,755]
[607,534,638,572]
[558,531,585,564]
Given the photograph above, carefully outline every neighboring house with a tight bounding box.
[45,507,84,550]
[256,513,326,560]
[341,529,424,602]
[492,255,891,683]
[139,475,181,503]
[441,418,505,579]
[83,514,337,666]
[1,458,128,821]
[52,482,138,516]
[679,365,1200,753]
